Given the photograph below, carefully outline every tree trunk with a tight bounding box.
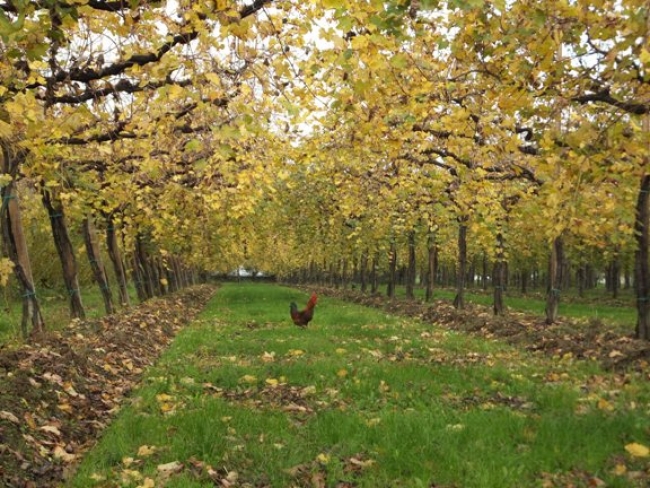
[425,232,437,302]
[635,174,650,340]
[42,190,85,320]
[360,250,368,293]
[453,220,467,310]
[131,250,148,302]
[406,231,416,299]
[0,180,44,336]
[105,216,130,306]
[545,236,564,325]
[481,253,488,290]
[135,235,155,299]
[387,241,397,299]
[520,268,528,295]
[493,233,505,315]
[609,255,620,299]
[82,217,115,314]
[370,252,379,294]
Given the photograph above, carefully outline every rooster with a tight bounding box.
[290,293,318,327]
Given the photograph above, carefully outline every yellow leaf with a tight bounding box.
[336,368,348,377]
[239,374,257,384]
[137,479,155,488]
[261,351,276,362]
[625,442,650,457]
[640,48,650,66]
[137,445,157,457]
[597,398,614,411]
[316,453,330,464]
[157,460,184,473]
[205,72,221,85]
[265,378,279,386]
[52,445,76,462]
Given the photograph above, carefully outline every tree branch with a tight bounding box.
[572,88,649,115]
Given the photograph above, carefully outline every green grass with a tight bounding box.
[69,283,650,487]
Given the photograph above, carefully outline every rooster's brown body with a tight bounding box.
[290,293,318,327]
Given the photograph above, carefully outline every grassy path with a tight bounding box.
[70,283,650,487]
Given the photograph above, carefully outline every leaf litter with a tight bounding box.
[0,285,215,488]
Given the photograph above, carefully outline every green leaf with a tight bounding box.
[389,53,409,69]
[185,139,202,152]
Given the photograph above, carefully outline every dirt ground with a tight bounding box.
[1,283,649,488]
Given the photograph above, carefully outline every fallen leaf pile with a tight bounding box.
[0,284,215,488]
[308,286,650,373]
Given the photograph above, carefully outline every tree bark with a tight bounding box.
[42,190,85,320]
[359,249,368,293]
[545,236,564,325]
[0,180,44,336]
[406,231,416,299]
[105,216,130,306]
[387,241,397,299]
[635,174,650,340]
[370,251,379,294]
[82,217,115,314]
[134,235,155,299]
[493,233,505,316]
[453,219,467,310]
[425,232,437,302]
[131,249,148,302]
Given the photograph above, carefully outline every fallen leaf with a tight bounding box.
[316,453,330,464]
[157,460,184,473]
[597,398,614,411]
[121,469,143,483]
[261,351,276,362]
[24,412,37,429]
[239,374,257,384]
[137,445,156,457]
[137,478,155,488]
[349,456,375,468]
[52,445,76,462]
[625,442,650,457]
[0,410,20,424]
[40,424,62,436]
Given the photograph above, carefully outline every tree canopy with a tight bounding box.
[0,0,649,332]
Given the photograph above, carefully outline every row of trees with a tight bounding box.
[1,1,649,339]
[253,0,650,336]
[0,0,283,334]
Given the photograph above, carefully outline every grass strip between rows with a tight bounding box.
[70,282,650,488]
